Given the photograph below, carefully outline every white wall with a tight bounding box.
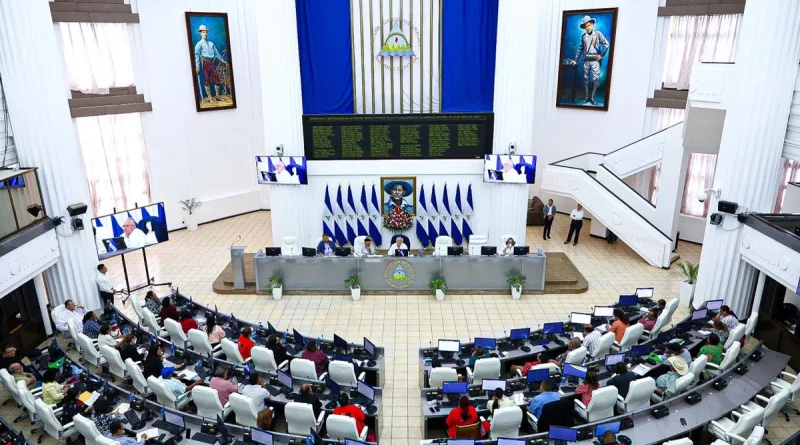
[783,183,800,213]
[678,215,706,244]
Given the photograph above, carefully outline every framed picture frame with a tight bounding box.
[381,176,416,216]
[556,7,618,111]
[185,12,237,112]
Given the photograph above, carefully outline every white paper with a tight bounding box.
[511,393,525,405]
[571,332,584,340]
[115,403,130,414]
[697,330,712,336]
[84,392,101,407]
[632,364,650,376]
[137,428,159,441]
[178,370,198,380]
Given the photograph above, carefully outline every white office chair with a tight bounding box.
[164,318,190,349]
[565,347,587,365]
[429,367,458,388]
[229,393,273,428]
[664,298,679,320]
[708,406,764,445]
[285,402,326,435]
[467,234,488,256]
[435,236,453,256]
[743,312,758,345]
[97,436,122,445]
[67,320,82,353]
[353,236,367,255]
[616,377,655,413]
[125,358,152,396]
[574,386,618,422]
[466,357,501,385]
[130,295,146,322]
[643,311,671,339]
[17,380,44,427]
[326,414,368,441]
[706,342,741,377]
[281,236,300,256]
[769,369,800,420]
[188,329,223,357]
[741,389,789,443]
[612,323,644,352]
[651,373,694,404]
[51,304,66,327]
[142,308,167,337]
[725,324,746,350]
[251,346,288,374]
[488,406,523,439]
[708,426,764,445]
[290,358,327,382]
[36,399,78,443]
[663,439,694,445]
[221,338,250,365]
[147,376,191,410]
[590,332,615,360]
[99,344,129,380]
[192,386,232,420]
[0,369,28,418]
[329,361,366,386]
[74,414,104,445]
[515,363,560,378]
[77,333,105,367]
[687,355,707,388]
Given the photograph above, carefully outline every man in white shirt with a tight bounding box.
[358,237,377,256]
[564,204,585,246]
[95,264,115,308]
[581,324,602,355]
[122,218,147,249]
[55,299,87,333]
[542,199,556,240]
[501,159,525,183]
[387,236,409,256]
[274,161,300,184]
[238,374,271,411]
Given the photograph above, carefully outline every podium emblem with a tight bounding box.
[384,259,415,289]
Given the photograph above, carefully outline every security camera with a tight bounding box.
[508,143,517,155]
[697,192,707,203]
[276,144,284,156]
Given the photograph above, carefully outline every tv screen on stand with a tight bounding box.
[91,203,169,260]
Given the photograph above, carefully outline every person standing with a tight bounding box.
[564,204,585,246]
[543,199,556,240]
[95,264,115,308]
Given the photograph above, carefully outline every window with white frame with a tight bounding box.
[680,153,718,217]
[60,22,136,93]
[774,158,800,213]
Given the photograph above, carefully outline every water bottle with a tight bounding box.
[160,407,165,418]
[112,312,118,326]
[244,365,250,378]
[129,393,135,403]
[171,342,176,356]
[560,374,566,388]
[317,336,322,348]
[283,331,288,343]
[259,322,264,330]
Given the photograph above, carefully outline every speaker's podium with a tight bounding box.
[230,245,248,290]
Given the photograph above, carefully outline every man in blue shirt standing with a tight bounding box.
[528,380,560,418]
[194,24,227,104]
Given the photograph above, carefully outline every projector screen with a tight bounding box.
[256,156,308,185]
[484,154,536,184]
[92,203,169,260]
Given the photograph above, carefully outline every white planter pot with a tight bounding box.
[185,214,198,231]
[680,280,695,308]
[435,289,445,302]
[511,286,522,300]
[350,285,361,301]
[272,286,283,300]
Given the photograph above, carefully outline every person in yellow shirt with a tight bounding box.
[42,369,69,405]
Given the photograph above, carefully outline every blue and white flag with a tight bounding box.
[416,184,430,247]
[334,185,349,246]
[428,184,440,241]
[345,185,359,245]
[368,184,383,246]
[357,184,370,237]
[322,185,335,239]
[432,184,448,238]
[442,184,459,244]
[451,184,464,245]
[462,183,474,243]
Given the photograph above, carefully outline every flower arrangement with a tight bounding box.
[382,210,414,232]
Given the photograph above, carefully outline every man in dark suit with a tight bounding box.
[543,199,556,240]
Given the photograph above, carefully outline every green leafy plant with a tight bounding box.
[507,272,527,290]
[268,274,283,289]
[344,275,361,289]
[179,198,203,215]
[429,277,448,296]
[673,261,699,284]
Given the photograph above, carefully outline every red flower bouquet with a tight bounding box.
[382,210,414,231]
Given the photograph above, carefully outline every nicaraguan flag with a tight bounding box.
[462,183,474,242]
[345,185,359,245]
[334,185,349,246]
[322,185,335,239]
[428,184,439,242]
[416,184,430,247]
[141,206,151,220]
[433,184,448,238]
[368,184,383,246]
[451,184,463,245]
[442,184,456,243]
[357,184,370,237]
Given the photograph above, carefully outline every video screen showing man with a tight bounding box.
[93,203,169,259]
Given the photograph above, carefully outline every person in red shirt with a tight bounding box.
[179,309,198,333]
[238,327,255,360]
[159,297,179,327]
[575,370,600,407]
[332,393,366,435]
[300,341,328,376]
[446,396,488,438]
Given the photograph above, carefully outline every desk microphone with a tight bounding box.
[231,234,242,250]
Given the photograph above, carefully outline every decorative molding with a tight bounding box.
[740,225,800,291]
[0,230,60,299]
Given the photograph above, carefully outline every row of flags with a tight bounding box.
[322,183,475,248]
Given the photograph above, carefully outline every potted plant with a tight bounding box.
[507,272,527,300]
[674,261,698,308]
[269,274,283,300]
[429,277,447,302]
[344,275,361,301]
[179,198,203,231]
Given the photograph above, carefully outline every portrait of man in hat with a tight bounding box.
[381,177,416,215]
[185,12,237,111]
[556,8,617,111]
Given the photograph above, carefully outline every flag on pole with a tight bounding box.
[368,184,383,246]
[442,184,456,243]
[452,184,464,245]
[322,185,335,239]
[433,184,448,237]
[416,184,430,247]
[357,184,370,237]
[345,185,359,245]
[428,184,440,242]
[462,184,474,243]
[334,185,348,246]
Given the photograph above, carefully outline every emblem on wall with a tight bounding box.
[384,259,415,289]
[378,20,415,57]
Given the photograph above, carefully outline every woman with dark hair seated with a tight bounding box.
[179,308,198,333]
[159,297,179,327]
[301,340,328,376]
[91,397,123,436]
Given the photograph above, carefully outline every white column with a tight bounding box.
[694,0,800,315]
[33,274,53,336]
[0,0,101,310]
[489,0,538,246]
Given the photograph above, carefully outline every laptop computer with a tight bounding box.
[102,237,128,252]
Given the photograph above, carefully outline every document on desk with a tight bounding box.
[511,393,525,405]
[115,403,130,414]
[137,428,159,442]
[81,391,101,407]
[572,332,584,340]
[178,369,198,380]
[631,364,650,376]
[697,330,711,336]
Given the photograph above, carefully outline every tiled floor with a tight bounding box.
[2,211,799,444]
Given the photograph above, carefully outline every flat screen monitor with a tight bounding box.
[264,247,282,257]
[333,334,348,350]
[692,308,708,321]
[250,428,274,445]
[570,312,592,325]
[481,379,506,392]
[473,337,497,350]
[438,339,461,353]
[335,247,351,257]
[256,156,308,185]
[563,364,587,379]
[630,344,652,358]
[92,203,169,260]
[277,370,292,389]
[509,327,530,341]
[594,306,614,317]
[216,415,228,445]
[543,322,564,335]
[483,155,537,184]
[635,287,654,299]
[357,380,375,402]
[447,246,464,256]
[326,377,340,395]
[363,337,376,356]
[447,440,475,445]
[526,368,550,383]
[604,353,626,367]
[706,299,724,311]
[497,440,526,445]
[293,329,306,347]
[549,426,578,441]
[394,248,409,257]
[302,247,316,257]
[618,295,638,306]
[675,322,692,334]
[481,246,497,256]
[164,410,185,427]
[443,381,468,394]
[595,421,621,437]
[513,246,529,256]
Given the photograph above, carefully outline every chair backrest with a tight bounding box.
[99,344,125,375]
[126,358,149,395]
[326,414,361,440]
[762,389,790,426]
[618,323,644,350]
[675,373,694,395]
[51,304,66,327]
[623,378,656,412]
[142,308,160,333]
[665,298,679,319]
[188,329,215,355]
[229,393,259,427]
[538,397,574,431]
[35,398,64,439]
[435,236,453,255]
[489,406,523,439]
[192,386,224,419]
[472,357,501,384]
[77,332,103,364]
[719,342,741,370]
[164,318,188,348]
[585,386,618,422]
[251,346,279,373]
[744,312,758,342]
[130,295,144,322]
[725,324,746,349]
[67,320,81,349]
[221,338,245,365]
[688,355,707,387]
[290,358,319,381]
[353,236,367,254]
[649,311,671,336]
[285,402,318,435]
[662,439,694,445]
[728,406,764,440]
[454,423,480,439]
[532,363,561,375]
[743,426,765,445]
[469,234,488,244]
[565,347,587,365]
[329,361,358,386]
[281,236,299,256]
[17,380,37,415]
[74,414,103,445]
[147,376,177,408]
[429,367,458,388]
[0,369,22,405]
[592,333,615,360]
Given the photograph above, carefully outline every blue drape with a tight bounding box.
[441,0,499,112]
[296,0,354,114]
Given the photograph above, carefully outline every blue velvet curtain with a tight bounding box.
[296,0,354,114]
[441,0,499,112]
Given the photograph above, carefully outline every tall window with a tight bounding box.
[60,23,135,93]
[680,153,718,217]
[775,158,800,212]
[647,108,686,205]
[662,14,741,90]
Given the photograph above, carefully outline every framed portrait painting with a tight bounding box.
[556,8,618,111]
[185,12,237,112]
[381,176,416,216]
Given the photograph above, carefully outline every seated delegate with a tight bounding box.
[266,335,290,365]
[8,363,36,389]
[358,237,377,256]
[606,362,638,398]
[528,380,559,418]
[581,324,602,355]
[160,368,202,397]
[662,343,691,364]
[55,299,87,333]
[82,311,101,339]
[180,308,198,333]
[209,367,238,406]
[159,297,180,327]
[575,370,600,406]
[638,310,657,331]
[316,234,337,257]
[295,383,323,417]
[387,236,408,256]
[333,393,367,435]
[655,356,688,398]
[98,323,120,348]
[238,327,255,360]
[301,340,328,376]
[468,345,491,366]
[699,333,723,365]
[487,387,515,414]
[446,396,487,439]
[238,373,273,429]
[502,237,516,256]
[42,368,69,405]
[608,309,630,343]
[205,314,226,345]
[117,333,144,363]
[143,343,181,380]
